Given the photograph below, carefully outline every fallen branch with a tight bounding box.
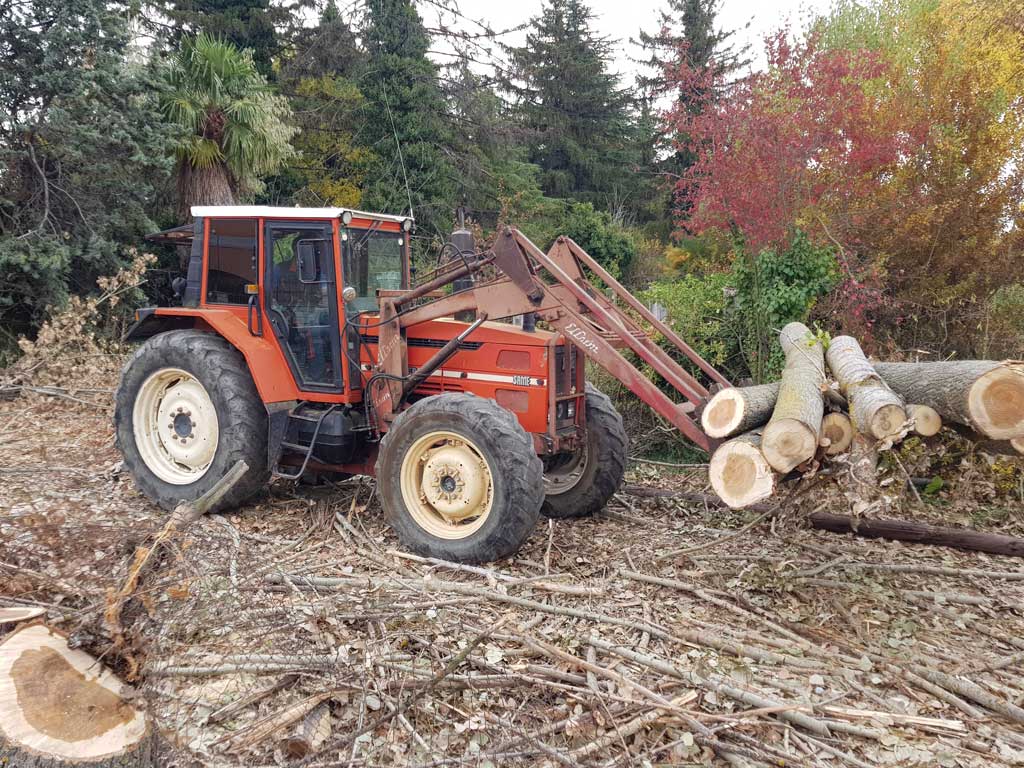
[105,460,249,679]
[808,510,1024,557]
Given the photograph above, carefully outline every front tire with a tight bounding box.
[376,393,543,563]
[114,330,269,512]
[541,384,627,519]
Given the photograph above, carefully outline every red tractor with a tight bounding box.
[117,207,728,562]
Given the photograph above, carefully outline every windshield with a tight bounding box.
[342,228,405,313]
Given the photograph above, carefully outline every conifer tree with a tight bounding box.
[507,0,638,213]
[358,0,456,237]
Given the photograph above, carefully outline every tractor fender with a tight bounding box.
[123,307,303,404]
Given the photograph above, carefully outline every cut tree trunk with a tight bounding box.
[708,431,776,509]
[0,624,157,767]
[826,336,907,441]
[809,512,1024,557]
[761,323,825,473]
[821,412,854,456]
[281,701,332,759]
[907,404,942,437]
[1014,438,1024,455]
[701,382,779,439]
[874,361,1024,440]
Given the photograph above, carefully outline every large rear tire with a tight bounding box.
[114,330,269,512]
[376,393,543,563]
[541,384,627,519]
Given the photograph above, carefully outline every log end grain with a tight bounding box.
[0,624,151,763]
[762,418,818,473]
[907,404,942,437]
[701,388,744,438]
[822,412,854,455]
[869,402,909,441]
[709,436,776,509]
[970,365,1024,439]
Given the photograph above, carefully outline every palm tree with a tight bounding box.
[162,35,294,221]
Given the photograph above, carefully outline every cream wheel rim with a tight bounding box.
[400,430,494,539]
[132,368,219,485]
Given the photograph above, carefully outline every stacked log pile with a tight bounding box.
[705,323,1024,511]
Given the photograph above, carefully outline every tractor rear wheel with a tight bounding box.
[114,330,269,513]
[541,384,627,519]
[376,393,543,563]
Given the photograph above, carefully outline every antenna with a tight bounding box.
[382,81,414,220]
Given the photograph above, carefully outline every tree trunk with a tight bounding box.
[821,412,854,455]
[874,361,1024,440]
[826,336,907,441]
[281,701,332,759]
[809,512,1024,557]
[176,161,235,222]
[708,431,776,509]
[907,404,942,437]
[761,323,825,473]
[844,431,885,516]
[701,382,780,439]
[0,625,158,767]
[1014,438,1024,455]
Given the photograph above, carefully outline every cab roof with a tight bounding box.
[190,205,411,223]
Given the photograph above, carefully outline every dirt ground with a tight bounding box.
[3,392,1024,768]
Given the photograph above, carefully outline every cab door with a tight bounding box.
[264,220,343,393]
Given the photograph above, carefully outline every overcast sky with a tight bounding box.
[425,0,836,81]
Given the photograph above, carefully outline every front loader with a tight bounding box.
[116,206,729,563]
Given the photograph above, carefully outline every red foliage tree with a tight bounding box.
[665,31,918,253]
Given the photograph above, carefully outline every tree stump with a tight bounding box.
[0,624,158,767]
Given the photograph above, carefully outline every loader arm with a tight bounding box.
[372,227,729,452]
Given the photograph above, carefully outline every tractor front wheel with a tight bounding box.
[376,393,543,563]
[114,330,269,512]
[541,384,627,519]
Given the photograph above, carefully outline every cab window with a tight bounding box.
[343,228,405,313]
[206,219,258,304]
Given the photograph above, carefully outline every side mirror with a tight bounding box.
[296,239,325,283]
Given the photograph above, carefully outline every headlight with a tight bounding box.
[341,211,353,225]
[402,218,414,232]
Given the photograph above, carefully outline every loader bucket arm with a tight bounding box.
[387,227,728,452]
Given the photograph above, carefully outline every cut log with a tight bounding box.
[874,361,1024,440]
[708,431,776,509]
[0,607,46,626]
[701,382,779,439]
[907,404,942,437]
[826,336,907,441]
[761,323,825,473]
[821,412,854,456]
[1013,437,1024,455]
[281,701,332,759]
[809,511,1024,557]
[0,624,155,767]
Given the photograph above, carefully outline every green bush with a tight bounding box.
[983,283,1024,359]
[559,202,637,280]
[733,231,838,381]
[640,272,738,379]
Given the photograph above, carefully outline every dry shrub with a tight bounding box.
[9,251,155,392]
